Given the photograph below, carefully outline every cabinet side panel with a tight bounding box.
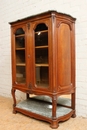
[58,23,71,87]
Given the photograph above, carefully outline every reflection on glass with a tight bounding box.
[35,23,49,88]
[15,28,26,84]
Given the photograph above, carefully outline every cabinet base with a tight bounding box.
[13,96,75,129]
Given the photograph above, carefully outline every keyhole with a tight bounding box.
[28,55,30,58]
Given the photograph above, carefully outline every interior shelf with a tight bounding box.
[35,64,49,67]
[15,34,25,37]
[35,30,48,34]
[35,45,48,49]
[16,63,26,66]
[16,48,25,50]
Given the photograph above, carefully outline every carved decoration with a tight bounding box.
[27,23,30,30]
[56,20,72,30]
[51,13,55,23]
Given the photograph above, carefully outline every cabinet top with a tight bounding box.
[9,10,76,25]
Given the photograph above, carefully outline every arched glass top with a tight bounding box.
[35,23,48,32]
[15,28,25,35]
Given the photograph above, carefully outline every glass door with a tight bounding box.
[34,23,49,88]
[15,28,26,84]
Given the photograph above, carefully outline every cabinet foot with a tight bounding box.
[72,111,76,118]
[72,113,76,118]
[13,109,17,114]
[50,120,59,129]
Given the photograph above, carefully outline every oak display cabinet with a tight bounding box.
[10,11,76,129]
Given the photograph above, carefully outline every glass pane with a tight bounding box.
[36,67,49,87]
[35,23,49,88]
[15,28,26,84]
[35,48,48,64]
[16,66,26,83]
[16,36,25,48]
[35,31,48,46]
[16,50,25,64]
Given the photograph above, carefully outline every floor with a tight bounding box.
[0,95,87,130]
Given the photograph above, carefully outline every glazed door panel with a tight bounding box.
[12,26,27,86]
[35,23,49,89]
[30,20,51,90]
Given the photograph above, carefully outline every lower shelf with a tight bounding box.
[16,96,72,118]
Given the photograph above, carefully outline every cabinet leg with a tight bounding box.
[51,95,59,128]
[13,105,17,114]
[71,93,76,118]
[11,88,17,114]
[71,93,75,110]
[52,95,57,120]
[26,93,30,99]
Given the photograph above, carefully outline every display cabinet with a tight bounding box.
[10,11,76,129]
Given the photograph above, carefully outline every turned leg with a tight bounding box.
[26,93,30,99]
[50,95,59,129]
[71,93,76,117]
[11,88,17,114]
[72,111,76,118]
